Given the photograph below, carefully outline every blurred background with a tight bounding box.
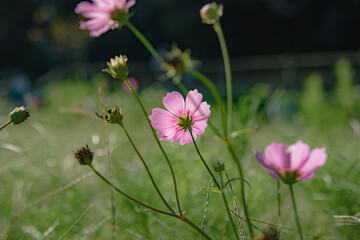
[1,0,360,103]
[2,1,360,238]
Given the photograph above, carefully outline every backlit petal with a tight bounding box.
[287,140,311,171]
[185,89,203,115]
[163,91,185,116]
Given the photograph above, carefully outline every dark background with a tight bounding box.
[1,0,360,82]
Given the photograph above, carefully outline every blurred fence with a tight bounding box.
[1,50,360,98]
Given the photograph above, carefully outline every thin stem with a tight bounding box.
[289,184,304,240]
[89,164,213,240]
[98,87,116,240]
[176,82,188,95]
[89,164,175,217]
[181,216,213,240]
[119,123,175,213]
[200,179,212,240]
[277,180,282,232]
[0,120,11,132]
[125,21,163,64]
[231,212,314,238]
[59,204,94,240]
[225,139,254,238]
[187,126,238,239]
[187,69,227,138]
[219,172,240,240]
[225,170,246,238]
[123,78,182,215]
[213,22,233,137]
[187,126,220,189]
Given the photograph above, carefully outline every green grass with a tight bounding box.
[1,75,360,239]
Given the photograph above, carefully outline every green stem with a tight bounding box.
[89,164,175,217]
[125,21,163,64]
[225,139,254,238]
[289,184,304,240]
[180,216,213,240]
[277,180,282,231]
[219,172,240,240]
[187,126,220,190]
[187,126,238,239]
[187,69,227,138]
[89,164,213,240]
[119,123,175,213]
[59,204,93,240]
[176,82,188,95]
[213,22,233,137]
[0,120,11,132]
[123,78,183,215]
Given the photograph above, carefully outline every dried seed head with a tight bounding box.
[9,106,30,125]
[74,145,94,165]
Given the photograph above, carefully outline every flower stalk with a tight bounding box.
[213,22,233,137]
[219,171,240,240]
[88,163,213,240]
[124,21,163,64]
[289,184,304,240]
[225,139,254,238]
[188,127,239,240]
[118,122,175,213]
[277,180,282,231]
[123,78,183,215]
[187,126,220,189]
[0,120,11,132]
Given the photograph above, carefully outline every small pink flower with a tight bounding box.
[149,89,211,145]
[74,0,136,37]
[122,77,138,93]
[255,140,327,184]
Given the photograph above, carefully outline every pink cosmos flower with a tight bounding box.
[149,89,211,145]
[122,77,138,93]
[255,140,327,184]
[74,0,136,37]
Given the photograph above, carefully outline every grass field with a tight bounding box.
[1,68,360,239]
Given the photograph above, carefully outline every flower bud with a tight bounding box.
[9,106,30,125]
[74,145,94,165]
[96,106,124,125]
[103,55,129,80]
[106,107,123,125]
[213,161,225,172]
[200,2,223,25]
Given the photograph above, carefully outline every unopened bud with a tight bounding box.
[9,106,30,125]
[74,145,94,165]
[200,2,223,25]
[213,161,225,172]
[106,107,123,125]
[96,106,123,125]
[103,55,129,80]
